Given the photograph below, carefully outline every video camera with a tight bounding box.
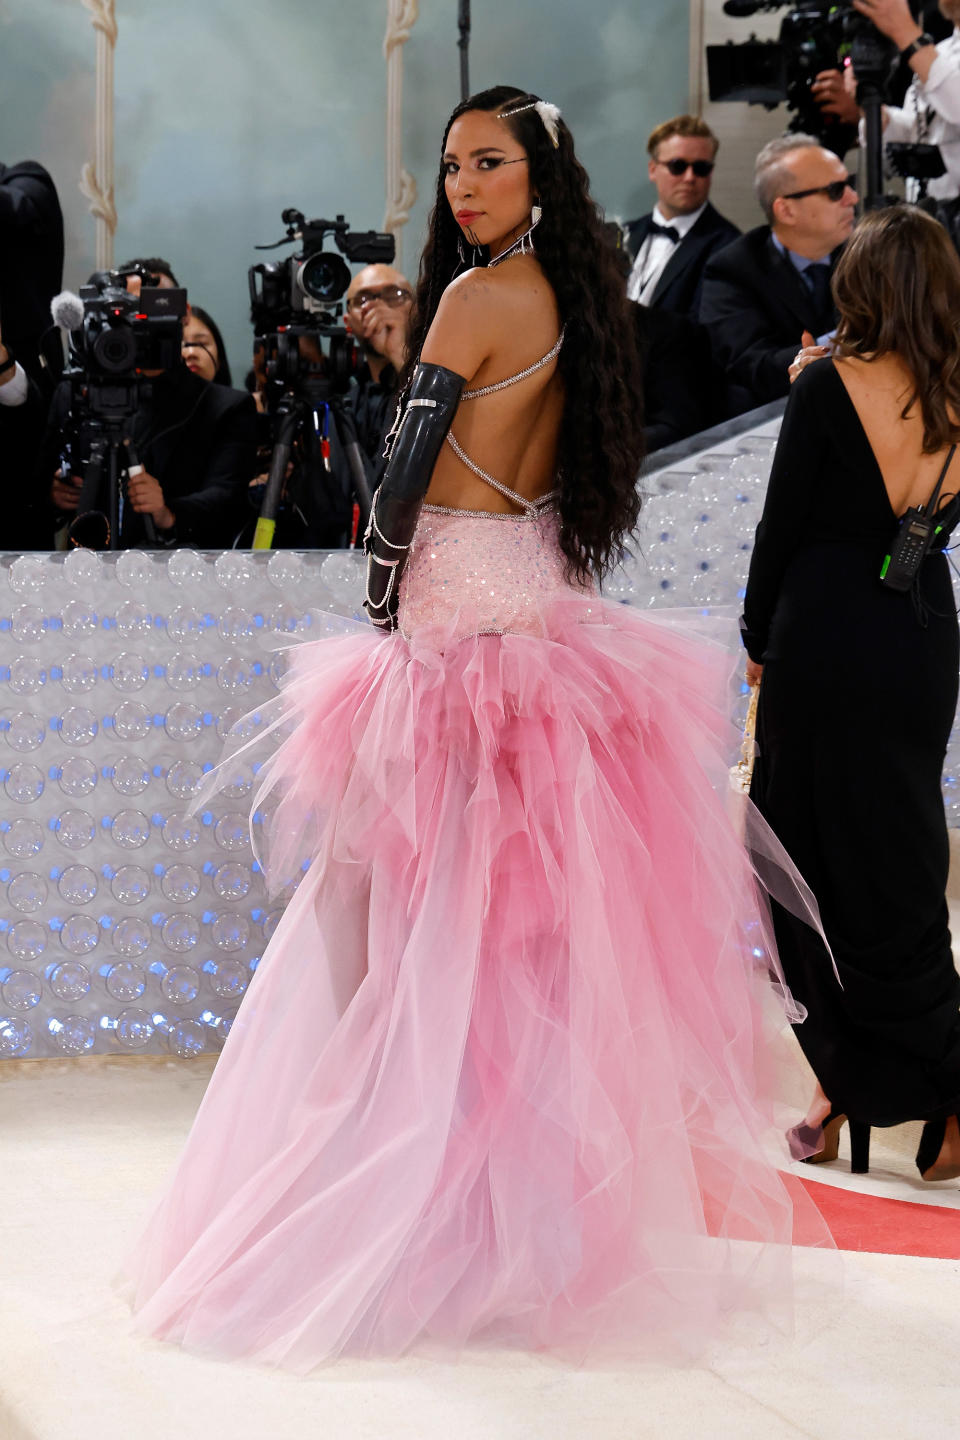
[249,210,394,395]
[707,0,897,152]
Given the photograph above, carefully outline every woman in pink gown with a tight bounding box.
[120,86,832,1368]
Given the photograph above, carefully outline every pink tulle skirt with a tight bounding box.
[119,514,833,1370]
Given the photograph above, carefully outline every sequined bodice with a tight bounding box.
[398,507,582,641]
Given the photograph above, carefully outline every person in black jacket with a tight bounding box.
[41,361,257,549]
[700,134,857,418]
[0,318,48,547]
[0,160,64,392]
[624,116,740,323]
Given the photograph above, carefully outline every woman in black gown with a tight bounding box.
[742,205,960,1180]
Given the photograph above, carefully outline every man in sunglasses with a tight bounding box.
[701,134,857,418]
[624,116,740,323]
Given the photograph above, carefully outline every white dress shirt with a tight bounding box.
[627,203,707,304]
[0,362,29,407]
[863,28,960,200]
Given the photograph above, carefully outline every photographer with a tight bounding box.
[0,159,64,393]
[341,263,412,479]
[0,318,48,547]
[818,1,960,201]
[40,279,257,550]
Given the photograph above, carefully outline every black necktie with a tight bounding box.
[649,221,680,243]
[805,262,832,320]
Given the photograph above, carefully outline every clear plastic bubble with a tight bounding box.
[216,654,253,694]
[4,817,43,860]
[114,1006,153,1048]
[162,812,200,851]
[4,711,45,752]
[48,959,91,1001]
[60,913,99,955]
[160,863,201,903]
[2,969,42,1010]
[166,606,203,644]
[161,963,201,1004]
[112,701,151,741]
[214,1010,237,1044]
[0,1016,32,1057]
[216,707,260,744]
[59,705,99,747]
[115,551,153,589]
[56,809,96,850]
[164,652,201,691]
[166,1016,206,1056]
[212,862,252,900]
[161,912,200,952]
[61,600,98,638]
[58,864,98,905]
[8,656,46,695]
[267,551,304,589]
[5,762,44,804]
[105,961,146,1002]
[264,601,297,638]
[57,755,98,798]
[167,550,206,588]
[210,911,250,952]
[8,871,48,913]
[111,809,151,849]
[208,957,249,1000]
[218,607,255,643]
[267,654,288,690]
[8,921,46,961]
[164,702,203,742]
[8,556,47,595]
[11,604,44,644]
[111,864,151,906]
[62,548,100,587]
[214,813,249,852]
[113,916,151,958]
[59,653,98,694]
[109,753,151,796]
[165,758,203,801]
[115,599,153,639]
[110,652,148,692]
[320,550,365,605]
[214,551,255,589]
[262,907,284,942]
[219,764,253,800]
[51,1014,95,1055]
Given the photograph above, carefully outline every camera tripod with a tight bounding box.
[66,380,157,550]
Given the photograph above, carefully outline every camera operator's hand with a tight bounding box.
[358,299,408,373]
[852,0,930,59]
[126,466,175,530]
[51,468,82,512]
[812,66,862,124]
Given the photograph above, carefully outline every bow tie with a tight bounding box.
[649,221,680,242]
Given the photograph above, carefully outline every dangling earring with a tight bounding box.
[531,200,543,228]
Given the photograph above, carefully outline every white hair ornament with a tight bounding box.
[500,98,562,149]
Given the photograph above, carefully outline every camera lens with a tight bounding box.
[92,322,138,374]
[296,252,351,304]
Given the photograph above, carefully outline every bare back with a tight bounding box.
[833,355,959,516]
[420,255,564,514]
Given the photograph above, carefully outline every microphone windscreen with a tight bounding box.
[50,291,85,332]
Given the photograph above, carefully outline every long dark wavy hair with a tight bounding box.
[832,205,960,453]
[403,84,645,582]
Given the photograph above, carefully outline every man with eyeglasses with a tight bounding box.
[701,135,857,417]
[338,262,414,498]
[624,116,740,322]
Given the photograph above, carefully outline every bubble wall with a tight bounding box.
[2,415,959,1059]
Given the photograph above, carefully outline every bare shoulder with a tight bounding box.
[421,259,557,377]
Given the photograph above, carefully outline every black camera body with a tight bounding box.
[250,210,394,332]
[76,271,187,380]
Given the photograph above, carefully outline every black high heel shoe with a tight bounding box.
[916,1116,960,1181]
[787,1109,872,1174]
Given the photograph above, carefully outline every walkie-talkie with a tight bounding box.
[880,444,957,592]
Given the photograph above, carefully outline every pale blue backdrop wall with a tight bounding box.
[1,0,688,379]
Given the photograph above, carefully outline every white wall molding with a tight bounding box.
[79,0,118,270]
[383,0,420,266]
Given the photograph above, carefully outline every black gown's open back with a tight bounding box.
[743,359,960,1126]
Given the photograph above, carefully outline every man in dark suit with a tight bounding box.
[624,116,740,323]
[700,134,857,418]
[0,160,64,391]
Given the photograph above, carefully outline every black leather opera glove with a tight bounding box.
[363,361,466,631]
